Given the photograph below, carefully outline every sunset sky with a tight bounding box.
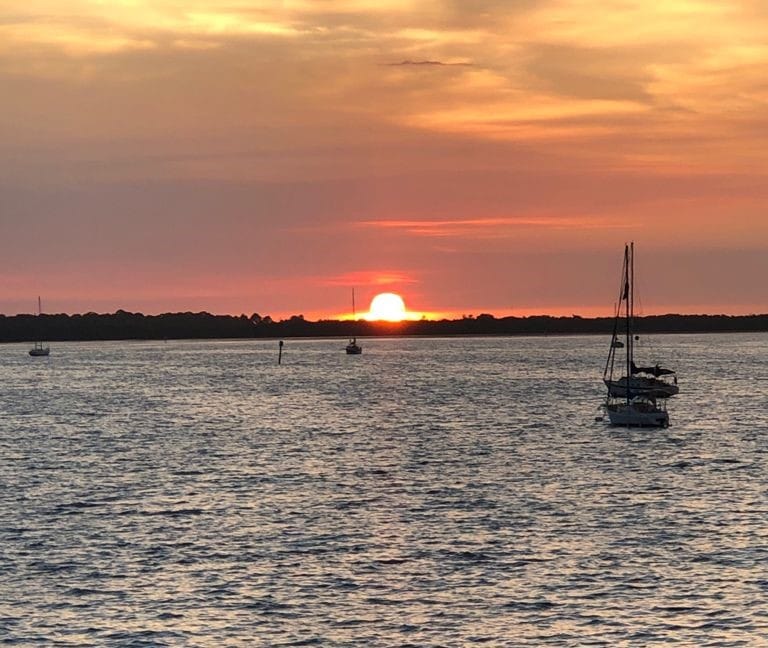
[2,0,768,318]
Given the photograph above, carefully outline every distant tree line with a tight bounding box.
[2,310,768,342]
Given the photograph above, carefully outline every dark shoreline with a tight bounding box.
[3,310,768,342]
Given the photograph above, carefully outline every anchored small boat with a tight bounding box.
[29,296,50,357]
[602,244,672,427]
[345,288,362,355]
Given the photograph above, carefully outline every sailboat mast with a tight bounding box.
[352,288,356,319]
[625,244,632,405]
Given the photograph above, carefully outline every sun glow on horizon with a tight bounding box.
[366,292,410,321]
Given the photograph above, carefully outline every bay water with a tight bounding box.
[1,334,767,646]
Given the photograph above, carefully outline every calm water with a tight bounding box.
[1,334,767,646]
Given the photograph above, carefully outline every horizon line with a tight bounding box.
[5,310,768,321]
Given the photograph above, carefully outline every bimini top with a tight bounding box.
[631,361,675,377]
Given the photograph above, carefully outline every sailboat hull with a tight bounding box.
[606,401,668,427]
[29,347,50,357]
[345,344,362,355]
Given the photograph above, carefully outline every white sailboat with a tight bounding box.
[29,296,50,357]
[603,244,669,428]
[345,288,362,355]
[604,262,678,400]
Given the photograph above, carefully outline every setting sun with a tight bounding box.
[367,292,408,321]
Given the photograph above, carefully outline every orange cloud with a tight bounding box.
[320,270,419,286]
[358,215,635,237]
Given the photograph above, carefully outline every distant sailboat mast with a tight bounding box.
[29,295,50,357]
[346,288,363,354]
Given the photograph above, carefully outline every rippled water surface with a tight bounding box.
[2,334,768,646]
